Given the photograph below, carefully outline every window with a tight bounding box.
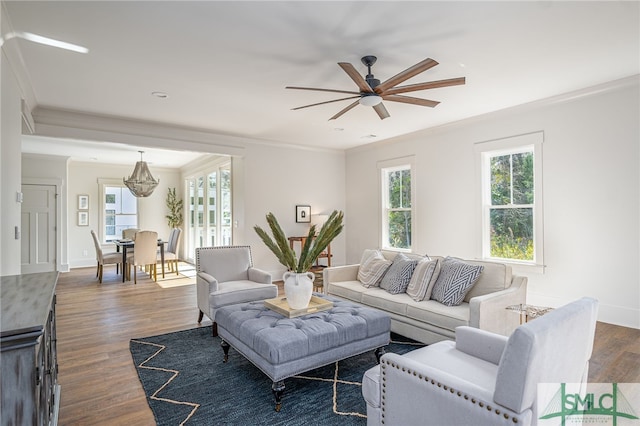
[99,182,137,243]
[478,132,543,266]
[380,157,415,251]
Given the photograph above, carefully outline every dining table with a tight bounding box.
[114,239,165,282]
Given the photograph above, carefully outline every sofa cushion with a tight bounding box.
[379,253,418,294]
[326,280,368,303]
[406,258,441,301]
[357,250,392,288]
[431,257,484,306]
[405,299,470,332]
[361,289,410,317]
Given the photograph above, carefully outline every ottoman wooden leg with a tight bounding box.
[375,346,386,363]
[272,380,285,412]
[221,340,230,363]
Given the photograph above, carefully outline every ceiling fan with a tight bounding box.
[286,56,465,120]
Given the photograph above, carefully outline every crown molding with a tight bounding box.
[32,106,248,157]
[348,74,640,154]
[32,106,343,156]
[1,2,38,115]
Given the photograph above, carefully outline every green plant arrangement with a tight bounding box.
[165,187,184,228]
[254,210,344,273]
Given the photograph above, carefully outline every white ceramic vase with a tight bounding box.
[283,271,315,310]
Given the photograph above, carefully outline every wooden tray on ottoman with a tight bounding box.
[264,296,333,318]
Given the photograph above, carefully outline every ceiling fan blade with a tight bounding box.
[375,58,439,93]
[292,96,360,111]
[383,94,440,108]
[373,103,390,120]
[338,62,375,93]
[383,77,466,96]
[329,100,360,120]
[286,86,360,95]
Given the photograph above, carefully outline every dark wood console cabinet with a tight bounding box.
[1,272,60,426]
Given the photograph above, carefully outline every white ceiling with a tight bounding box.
[4,1,639,166]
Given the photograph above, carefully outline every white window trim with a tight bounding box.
[97,178,138,244]
[378,156,416,253]
[474,132,545,274]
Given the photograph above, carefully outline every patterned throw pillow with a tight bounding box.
[379,253,419,294]
[357,250,392,288]
[406,258,441,301]
[430,257,484,306]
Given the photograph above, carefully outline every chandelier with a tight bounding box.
[124,151,159,197]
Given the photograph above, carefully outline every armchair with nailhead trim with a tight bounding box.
[362,297,598,426]
[196,245,278,337]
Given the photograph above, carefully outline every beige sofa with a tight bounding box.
[324,251,527,344]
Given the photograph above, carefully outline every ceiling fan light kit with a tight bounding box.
[287,55,465,120]
[359,94,382,107]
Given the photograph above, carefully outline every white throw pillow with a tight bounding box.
[357,250,392,288]
[406,258,441,301]
[359,249,380,267]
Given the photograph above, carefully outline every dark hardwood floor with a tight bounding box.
[54,266,640,425]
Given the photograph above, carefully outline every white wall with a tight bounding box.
[236,143,346,279]
[0,43,23,276]
[345,77,640,328]
[66,161,181,268]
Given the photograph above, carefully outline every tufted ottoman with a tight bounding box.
[215,293,391,411]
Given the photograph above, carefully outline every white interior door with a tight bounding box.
[21,184,57,273]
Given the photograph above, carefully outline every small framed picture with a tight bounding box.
[78,211,89,226]
[296,205,311,223]
[78,194,89,210]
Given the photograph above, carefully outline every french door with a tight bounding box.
[185,162,232,262]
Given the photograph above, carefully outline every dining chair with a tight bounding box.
[161,228,182,275]
[90,230,121,283]
[122,228,139,240]
[127,230,159,284]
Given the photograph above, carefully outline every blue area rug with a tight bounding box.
[130,326,422,425]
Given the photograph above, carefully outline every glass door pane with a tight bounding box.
[207,172,217,246]
[196,177,205,248]
[221,167,232,245]
[187,179,196,261]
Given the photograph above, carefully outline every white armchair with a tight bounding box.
[363,297,598,426]
[196,245,278,336]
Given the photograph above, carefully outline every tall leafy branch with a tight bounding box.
[254,210,344,273]
[165,187,183,228]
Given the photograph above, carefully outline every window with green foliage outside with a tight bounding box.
[382,165,412,250]
[488,150,534,261]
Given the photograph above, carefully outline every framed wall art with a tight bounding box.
[78,211,89,226]
[78,194,89,210]
[296,205,311,223]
